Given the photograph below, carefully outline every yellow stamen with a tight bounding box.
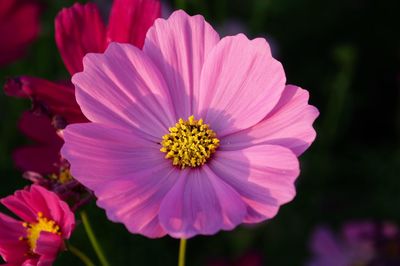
[160,115,220,168]
[50,168,73,184]
[22,212,61,251]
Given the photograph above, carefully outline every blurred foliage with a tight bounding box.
[0,0,399,265]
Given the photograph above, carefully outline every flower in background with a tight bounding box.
[0,0,41,67]
[62,10,318,238]
[308,221,400,266]
[0,185,75,265]
[4,0,161,127]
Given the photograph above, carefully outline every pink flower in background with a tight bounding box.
[308,221,400,266]
[4,0,161,126]
[0,0,41,66]
[62,10,318,238]
[0,185,75,266]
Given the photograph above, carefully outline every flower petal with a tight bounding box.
[17,112,62,144]
[4,76,87,124]
[34,232,62,264]
[198,34,286,136]
[12,112,63,174]
[221,85,319,155]
[13,146,60,174]
[107,0,161,48]
[55,3,107,75]
[0,213,28,265]
[159,167,246,238]
[62,123,176,238]
[143,10,220,119]
[72,43,176,139]
[208,145,299,223]
[95,165,179,238]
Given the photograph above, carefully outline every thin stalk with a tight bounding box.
[68,243,96,266]
[80,211,111,266]
[178,238,187,266]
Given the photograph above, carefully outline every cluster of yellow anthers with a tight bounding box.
[160,115,220,169]
[50,167,73,184]
[20,212,61,250]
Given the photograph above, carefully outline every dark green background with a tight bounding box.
[1,0,399,265]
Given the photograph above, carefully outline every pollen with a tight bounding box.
[160,115,220,169]
[50,167,73,184]
[21,212,61,251]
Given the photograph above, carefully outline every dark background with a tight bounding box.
[0,0,399,265]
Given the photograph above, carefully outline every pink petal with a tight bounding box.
[221,85,319,156]
[34,232,62,265]
[0,0,40,66]
[143,10,220,119]
[198,34,286,136]
[95,165,179,238]
[62,123,165,186]
[159,168,246,238]
[0,213,29,265]
[208,145,299,223]
[107,0,161,48]
[55,3,107,75]
[62,123,176,238]
[72,43,176,139]
[4,77,87,124]
[29,186,75,239]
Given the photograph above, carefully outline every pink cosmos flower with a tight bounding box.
[0,0,41,66]
[308,221,400,266]
[4,0,161,126]
[61,10,319,238]
[0,185,75,266]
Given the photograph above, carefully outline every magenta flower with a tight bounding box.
[62,10,318,238]
[4,0,161,126]
[0,0,41,66]
[308,221,400,266]
[0,185,75,265]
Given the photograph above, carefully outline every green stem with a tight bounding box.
[68,243,96,266]
[80,211,111,266]
[178,238,187,266]
[175,0,186,10]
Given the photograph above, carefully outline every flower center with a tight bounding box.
[51,167,73,184]
[160,115,220,168]
[21,212,61,251]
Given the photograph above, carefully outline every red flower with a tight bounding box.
[0,0,41,66]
